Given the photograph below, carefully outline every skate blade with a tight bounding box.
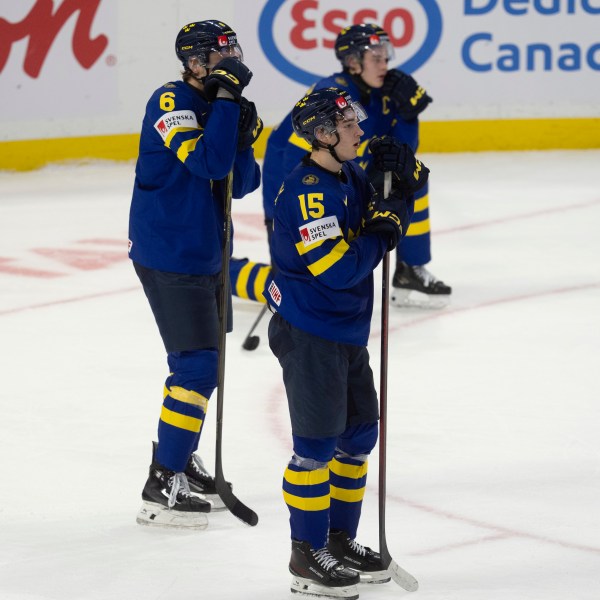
[290,576,359,599]
[136,501,209,530]
[391,288,450,310]
[358,569,391,584]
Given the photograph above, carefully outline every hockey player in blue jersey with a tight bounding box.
[128,20,261,528]
[265,88,428,598]
[263,23,450,309]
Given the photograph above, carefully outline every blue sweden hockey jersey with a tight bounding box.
[265,157,388,347]
[129,80,261,275]
[262,70,419,221]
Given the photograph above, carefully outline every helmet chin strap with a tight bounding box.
[315,133,344,164]
[185,57,211,84]
[196,65,211,84]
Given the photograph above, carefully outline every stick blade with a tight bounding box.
[216,478,259,527]
[242,335,260,351]
[387,559,418,592]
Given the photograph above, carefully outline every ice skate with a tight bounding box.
[391,261,451,309]
[328,530,390,584]
[184,450,230,512]
[136,451,211,529]
[289,539,360,599]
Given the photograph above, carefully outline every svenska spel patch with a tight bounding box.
[299,215,341,246]
[154,110,198,141]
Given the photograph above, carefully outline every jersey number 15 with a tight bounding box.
[298,193,324,220]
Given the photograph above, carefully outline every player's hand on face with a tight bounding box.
[204,57,253,102]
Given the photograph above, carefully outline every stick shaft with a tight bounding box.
[215,171,258,526]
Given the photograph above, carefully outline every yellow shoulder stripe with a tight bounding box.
[176,135,201,162]
[295,237,327,256]
[288,131,312,151]
[307,238,349,277]
[165,126,200,148]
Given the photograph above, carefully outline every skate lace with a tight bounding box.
[190,453,210,478]
[348,538,367,557]
[167,472,191,508]
[413,265,437,286]
[312,548,340,572]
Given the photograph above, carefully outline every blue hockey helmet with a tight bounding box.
[334,23,394,65]
[175,20,243,67]
[291,88,367,145]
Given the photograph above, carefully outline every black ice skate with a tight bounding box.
[136,449,211,529]
[184,451,230,512]
[328,530,391,584]
[391,261,451,309]
[289,539,360,599]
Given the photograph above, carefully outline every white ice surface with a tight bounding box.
[0,151,599,600]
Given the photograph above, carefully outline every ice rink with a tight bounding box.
[1,150,599,600]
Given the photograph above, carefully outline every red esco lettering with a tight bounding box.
[290,1,415,51]
[290,0,318,49]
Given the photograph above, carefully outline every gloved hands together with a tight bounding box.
[237,98,264,151]
[382,69,432,120]
[368,136,429,194]
[204,57,253,102]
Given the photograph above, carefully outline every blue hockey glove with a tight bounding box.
[204,57,253,102]
[363,185,415,251]
[363,184,415,250]
[363,207,401,251]
[368,136,429,194]
[382,69,432,120]
[237,98,263,151]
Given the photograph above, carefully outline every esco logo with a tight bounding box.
[258,0,442,85]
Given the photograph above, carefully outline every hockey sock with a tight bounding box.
[229,257,271,303]
[396,184,431,265]
[283,456,331,550]
[156,349,218,472]
[329,452,368,539]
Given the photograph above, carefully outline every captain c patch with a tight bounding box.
[299,215,341,246]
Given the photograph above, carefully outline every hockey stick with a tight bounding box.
[242,304,268,351]
[215,170,259,526]
[378,171,418,591]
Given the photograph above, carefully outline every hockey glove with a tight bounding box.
[368,136,429,194]
[237,98,264,151]
[363,205,402,252]
[204,57,253,102]
[382,69,432,120]
[363,185,415,251]
[371,186,414,239]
